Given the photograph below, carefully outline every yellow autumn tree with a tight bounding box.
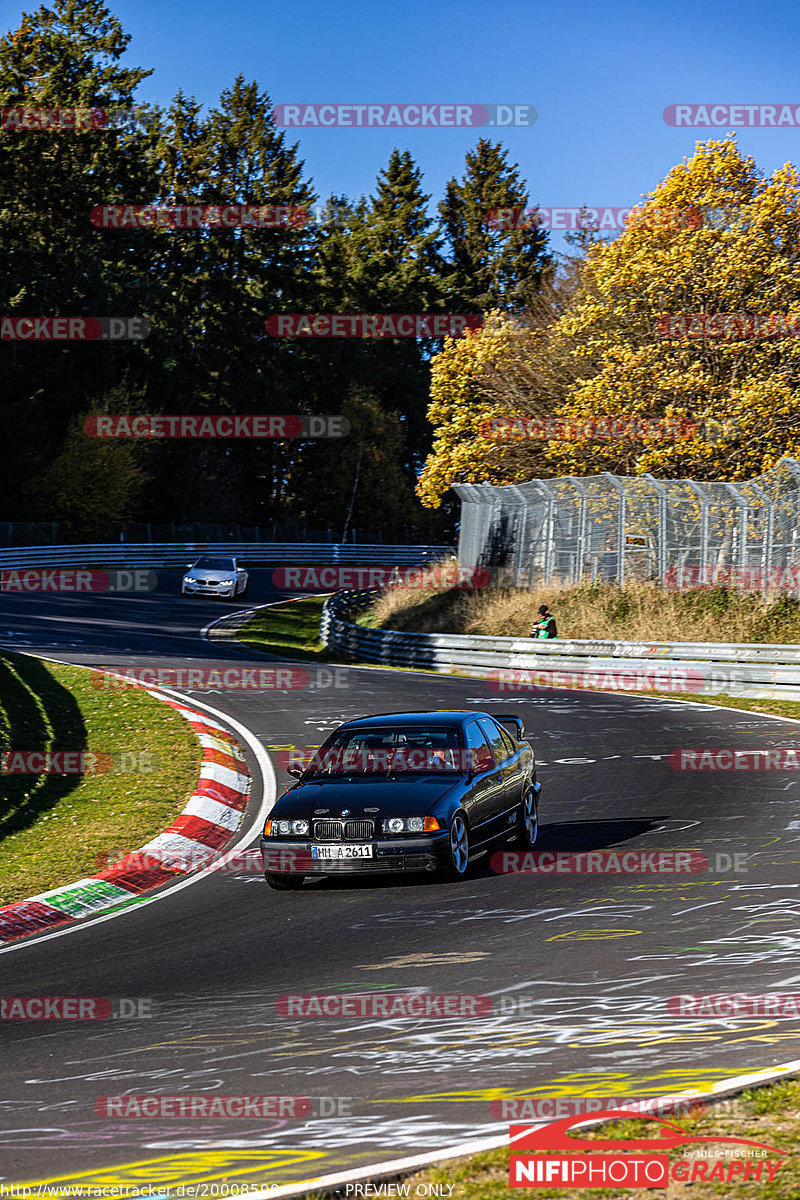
[415,314,524,508]
[417,273,585,506]
[548,137,800,479]
[418,137,800,506]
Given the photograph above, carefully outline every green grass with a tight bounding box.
[236,596,337,661]
[398,1080,800,1199]
[0,649,201,905]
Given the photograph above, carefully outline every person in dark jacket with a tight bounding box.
[532,604,557,639]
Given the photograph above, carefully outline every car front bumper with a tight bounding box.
[182,581,235,597]
[260,834,450,875]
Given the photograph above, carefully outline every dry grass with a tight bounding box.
[363,578,800,644]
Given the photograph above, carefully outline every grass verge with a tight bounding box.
[236,596,336,661]
[392,1079,799,1200]
[0,649,201,905]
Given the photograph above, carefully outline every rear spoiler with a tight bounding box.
[497,715,525,741]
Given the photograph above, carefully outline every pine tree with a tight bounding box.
[438,138,551,311]
[340,150,450,471]
[0,0,157,523]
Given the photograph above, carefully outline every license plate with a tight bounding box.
[312,844,373,860]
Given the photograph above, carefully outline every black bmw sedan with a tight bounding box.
[260,710,540,889]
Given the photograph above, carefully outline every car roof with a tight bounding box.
[337,711,489,730]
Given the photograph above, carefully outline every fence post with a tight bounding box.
[642,473,668,584]
[603,473,626,587]
[722,483,748,580]
[777,460,800,597]
[748,480,773,594]
[567,477,587,584]
[509,486,530,587]
[535,482,556,584]
[684,480,710,587]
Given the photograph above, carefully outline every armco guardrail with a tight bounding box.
[0,544,454,570]
[320,590,800,701]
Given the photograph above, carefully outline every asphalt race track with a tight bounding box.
[1,570,800,1192]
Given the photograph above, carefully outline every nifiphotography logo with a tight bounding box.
[509,1110,785,1188]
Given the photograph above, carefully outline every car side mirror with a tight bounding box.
[286,766,304,778]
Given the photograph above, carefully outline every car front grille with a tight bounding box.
[313,819,374,842]
[345,820,374,840]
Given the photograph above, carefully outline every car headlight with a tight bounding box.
[219,578,235,585]
[183,576,194,583]
[264,818,309,837]
[382,816,437,834]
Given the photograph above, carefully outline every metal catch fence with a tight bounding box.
[454,458,800,594]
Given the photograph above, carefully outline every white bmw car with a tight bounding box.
[181,556,249,600]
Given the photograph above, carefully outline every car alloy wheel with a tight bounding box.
[518,788,538,847]
[444,811,470,879]
[265,873,305,890]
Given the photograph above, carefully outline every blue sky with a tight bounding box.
[7,0,800,252]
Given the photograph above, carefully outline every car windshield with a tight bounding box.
[194,558,235,571]
[301,726,464,778]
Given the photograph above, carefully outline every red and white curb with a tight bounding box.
[0,693,251,945]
